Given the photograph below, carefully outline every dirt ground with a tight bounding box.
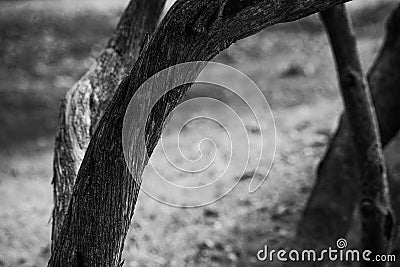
[0,0,399,266]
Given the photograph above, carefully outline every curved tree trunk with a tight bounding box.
[294,3,400,254]
[51,0,166,249]
[48,0,353,266]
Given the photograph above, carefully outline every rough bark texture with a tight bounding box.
[294,3,400,255]
[320,5,394,266]
[48,0,353,266]
[51,0,166,249]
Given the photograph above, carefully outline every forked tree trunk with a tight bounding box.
[48,0,354,266]
[320,4,394,266]
[294,4,400,256]
[51,0,166,249]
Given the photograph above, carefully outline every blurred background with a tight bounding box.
[1,0,400,266]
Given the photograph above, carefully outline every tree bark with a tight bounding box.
[320,4,394,266]
[294,3,400,255]
[48,0,354,266]
[51,0,166,249]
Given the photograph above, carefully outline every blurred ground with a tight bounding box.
[0,0,399,266]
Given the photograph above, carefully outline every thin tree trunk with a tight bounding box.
[294,3,400,255]
[320,4,394,266]
[51,0,166,249]
[48,0,354,266]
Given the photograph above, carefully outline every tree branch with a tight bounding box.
[294,3,400,256]
[320,4,394,265]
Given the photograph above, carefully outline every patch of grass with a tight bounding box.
[0,3,118,149]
